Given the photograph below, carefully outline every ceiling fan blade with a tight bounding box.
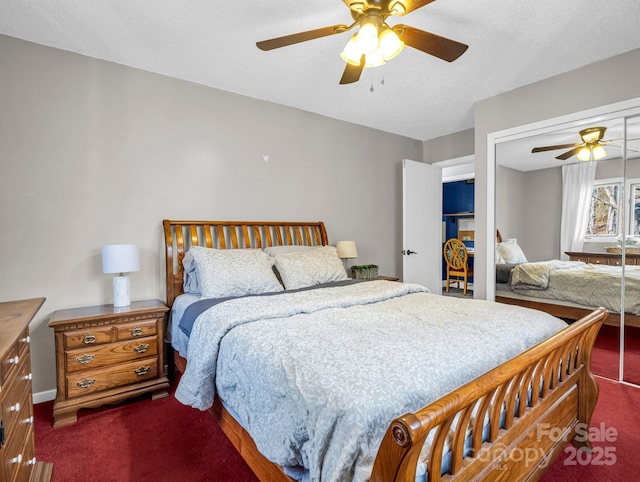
[392,0,439,15]
[395,25,468,62]
[556,147,583,161]
[339,56,365,84]
[605,144,640,153]
[531,143,578,153]
[257,25,348,51]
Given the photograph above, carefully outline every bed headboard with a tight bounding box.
[162,220,329,307]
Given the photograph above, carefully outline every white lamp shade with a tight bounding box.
[336,241,359,259]
[102,244,140,274]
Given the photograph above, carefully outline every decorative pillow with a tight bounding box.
[497,239,528,264]
[273,245,348,290]
[182,251,200,294]
[187,246,283,299]
[262,245,318,257]
[495,246,505,265]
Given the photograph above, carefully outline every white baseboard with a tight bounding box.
[33,389,56,405]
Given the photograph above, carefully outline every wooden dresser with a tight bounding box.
[565,251,640,266]
[0,298,53,481]
[48,299,170,427]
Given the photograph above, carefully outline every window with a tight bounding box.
[631,182,640,235]
[585,178,640,240]
[586,181,621,236]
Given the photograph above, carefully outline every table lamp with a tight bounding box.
[102,244,140,307]
[336,240,358,272]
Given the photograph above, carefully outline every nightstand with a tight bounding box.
[374,276,400,281]
[48,299,170,427]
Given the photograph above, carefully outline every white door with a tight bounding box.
[402,159,443,293]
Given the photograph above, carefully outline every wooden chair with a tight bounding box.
[443,238,473,296]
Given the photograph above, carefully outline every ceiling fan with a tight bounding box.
[531,126,637,161]
[256,0,468,85]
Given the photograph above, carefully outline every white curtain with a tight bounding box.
[560,162,596,260]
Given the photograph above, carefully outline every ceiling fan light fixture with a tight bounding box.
[576,146,592,161]
[364,49,386,68]
[340,36,363,66]
[580,127,605,144]
[592,144,607,160]
[356,22,379,54]
[379,28,404,60]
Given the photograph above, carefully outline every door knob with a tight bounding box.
[402,250,418,255]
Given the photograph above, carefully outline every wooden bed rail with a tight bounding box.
[371,307,607,482]
[162,220,328,307]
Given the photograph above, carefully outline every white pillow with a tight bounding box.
[263,245,318,257]
[273,245,348,290]
[188,246,283,299]
[495,246,505,264]
[497,239,528,264]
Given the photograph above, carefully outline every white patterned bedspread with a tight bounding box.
[175,281,567,481]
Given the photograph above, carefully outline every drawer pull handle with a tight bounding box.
[77,378,96,389]
[8,355,19,365]
[133,343,150,354]
[10,454,22,464]
[22,416,34,425]
[24,373,32,381]
[20,335,30,343]
[76,354,95,365]
[83,334,96,344]
[28,457,37,465]
[134,366,150,376]
[131,327,143,337]
[10,402,20,412]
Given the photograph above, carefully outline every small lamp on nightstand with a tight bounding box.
[336,240,358,272]
[102,244,140,308]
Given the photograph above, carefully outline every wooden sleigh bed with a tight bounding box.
[163,219,607,482]
[493,231,640,328]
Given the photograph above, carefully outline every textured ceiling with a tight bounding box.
[2,0,640,142]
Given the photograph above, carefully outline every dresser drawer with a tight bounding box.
[1,341,19,385]
[65,336,158,373]
[2,363,33,441]
[66,357,158,398]
[63,318,158,350]
[3,424,36,482]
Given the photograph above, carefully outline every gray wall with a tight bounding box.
[496,165,562,262]
[422,128,474,164]
[474,47,640,298]
[0,35,422,395]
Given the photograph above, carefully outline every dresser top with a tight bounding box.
[48,299,168,326]
[0,297,45,357]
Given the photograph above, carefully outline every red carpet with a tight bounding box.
[35,378,639,481]
[34,388,259,482]
[591,324,640,384]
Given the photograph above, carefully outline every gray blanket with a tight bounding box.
[176,281,567,481]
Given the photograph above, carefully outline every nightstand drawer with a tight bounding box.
[65,336,158,373]
[66,356,158,398]
[63,318,157,349]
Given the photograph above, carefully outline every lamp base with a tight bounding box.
[113,275,130,307]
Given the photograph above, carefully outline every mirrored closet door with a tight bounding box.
[493,104,640,386]
[623,114,640,386]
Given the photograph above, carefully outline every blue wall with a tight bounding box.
[442,180,475,280]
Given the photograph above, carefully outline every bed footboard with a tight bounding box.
[371,307,607,482]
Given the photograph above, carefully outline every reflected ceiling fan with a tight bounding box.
[532,126,638,161]
[256,0,468,85]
